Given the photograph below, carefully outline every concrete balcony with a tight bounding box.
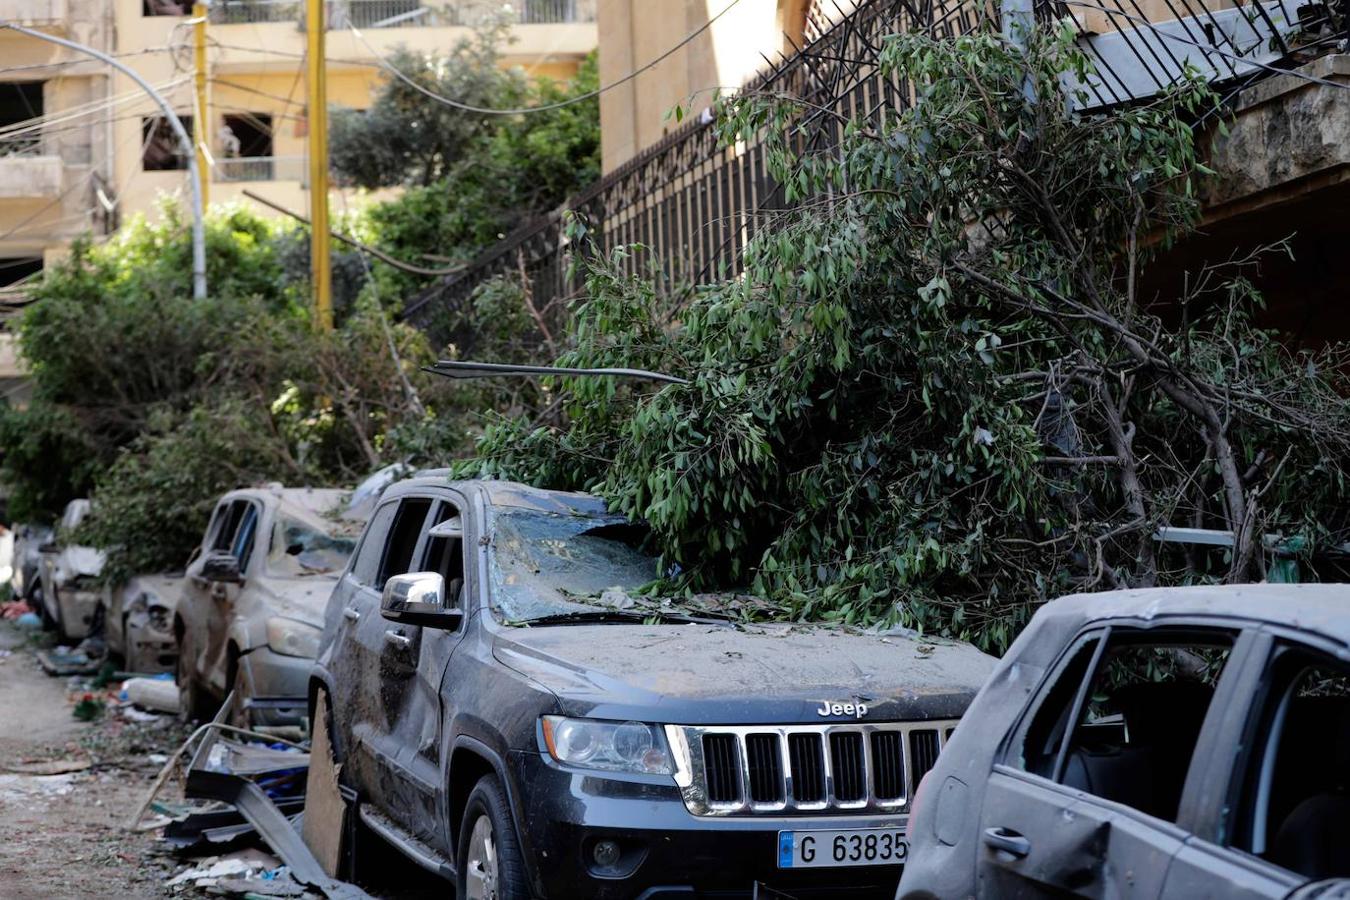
[0,0,70,28]
[0,155,63,200]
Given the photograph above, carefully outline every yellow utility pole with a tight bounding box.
[192,2,209,210]
[305,0,332,330]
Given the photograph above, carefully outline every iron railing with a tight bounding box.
[209,0,596,26]
[401,0,990,345]
[208,0,299,24]
[1042,0,1342,109]
[213,155,306,182]
[400,0,1344,346]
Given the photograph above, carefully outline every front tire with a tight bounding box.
[457,775,529,900]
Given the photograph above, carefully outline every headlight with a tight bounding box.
[541,716,672,775]
[265,617,322,658]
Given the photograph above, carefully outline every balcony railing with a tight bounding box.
[208,0,596,27]
[213,155,306,183]
[209,0,298,24]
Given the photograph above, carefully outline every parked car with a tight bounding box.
[37,500,105,640]
[11,522,52,604]
[897,583,1350,900]
[306,477,997,899]
[103,573,183,673]
[175,486,362,731]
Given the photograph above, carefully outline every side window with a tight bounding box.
[232,503,260,571]
[350,501,398,587]
[1229,645,1350,880]
[203,502,229,549]
[420,501,466,608]
[1014,627,1235,823]
[211,501,245,552]
[375,497,433,591]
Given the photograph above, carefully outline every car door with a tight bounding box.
[371,493,471,847]
[182,499,246,688]
[1160,630,1350,899]
[326,498,399,744]
[975,622,1249,899]
[345,494,434,793]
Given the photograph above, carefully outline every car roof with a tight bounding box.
[387,476,611,516]
[1037,583,1350,643]
[223,486,357,524]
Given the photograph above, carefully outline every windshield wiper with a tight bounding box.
[512,609,703,627]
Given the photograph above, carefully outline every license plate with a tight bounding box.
[777,828,908,868]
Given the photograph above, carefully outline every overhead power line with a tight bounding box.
[346,0,747,116]
[240,189,465,277]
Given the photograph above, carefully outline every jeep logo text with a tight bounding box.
[816,701,868,718]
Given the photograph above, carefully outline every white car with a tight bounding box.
[175,485,363,731]
[38,500,105,641]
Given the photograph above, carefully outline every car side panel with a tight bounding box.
[976,765,1183,899]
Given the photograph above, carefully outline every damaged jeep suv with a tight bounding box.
[308,477,996,898]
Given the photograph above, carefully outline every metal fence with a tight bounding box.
[209,0,596,26]
[213,155,307,182]
[1041,0,1342,109]
[401,0,993,342]
[401,0,1344,344]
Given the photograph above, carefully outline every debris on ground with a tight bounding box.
[39,645,102,676]
[1,599,33,619]
[3,755,93,776]
[125,675,182,714]
[165,847,282,889]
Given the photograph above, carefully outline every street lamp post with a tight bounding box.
[1,22,208,300]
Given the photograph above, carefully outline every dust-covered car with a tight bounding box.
[174,486,362,730]
[37,500,105,640]
[305,477,998,899]
[897,583,1350,900]
[104,573,183,673]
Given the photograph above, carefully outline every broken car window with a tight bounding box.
[266,516,358,577]
[1230,645,1350,879]
[376,497,432,591]
[488,509,660,622]
[1017,627,1234,823]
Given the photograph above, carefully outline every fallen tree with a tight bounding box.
[457,28,1350,651]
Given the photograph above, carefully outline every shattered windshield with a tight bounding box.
[267,517,358,576]
[488,508,661,622]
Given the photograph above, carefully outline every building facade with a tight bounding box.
[0,0,598,300]
[597,0,839,172]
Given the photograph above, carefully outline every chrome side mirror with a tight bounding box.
[380,571,464,630]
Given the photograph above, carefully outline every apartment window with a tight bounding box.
[219,113,274,181]
[142,115,193,171]
[0,82,44,157]
[0,259,42,287]
[143,1,192,15]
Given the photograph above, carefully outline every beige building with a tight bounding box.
[0,0,598,304]
[597,0,846,172]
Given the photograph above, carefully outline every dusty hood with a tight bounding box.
[493,623,998,724]
[57,546,105,581]
[251,574,339,627]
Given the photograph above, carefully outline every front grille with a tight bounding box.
[871,731,905,801]
[746,734,784,803]
[909,729,942,785]
[672,720,959,816]
[829,731,866,803]
[788,733,825,803]
[702,734,741,804]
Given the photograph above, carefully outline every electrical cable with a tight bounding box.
[346,0,746,116]
[0,77,191,143]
